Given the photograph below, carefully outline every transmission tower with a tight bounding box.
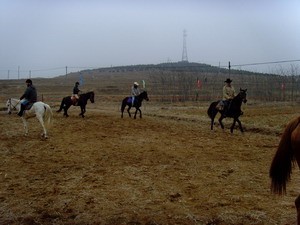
[181,29,188,62]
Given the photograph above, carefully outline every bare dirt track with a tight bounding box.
[1,102,300,225]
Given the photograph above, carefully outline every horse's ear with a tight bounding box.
[240,88,242,91]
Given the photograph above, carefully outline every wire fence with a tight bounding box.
[1,60,300,105]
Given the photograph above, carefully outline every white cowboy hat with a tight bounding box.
[134,82,139,86]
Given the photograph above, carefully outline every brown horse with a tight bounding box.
[270,116,300,224]
[207,88,247,133]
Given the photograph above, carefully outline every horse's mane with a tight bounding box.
[81,91,94,95]
[233,89,246,101]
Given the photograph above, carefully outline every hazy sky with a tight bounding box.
[1,0,300,79]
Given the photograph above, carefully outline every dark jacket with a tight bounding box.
[20,85,37,102]
[73,86,80,95]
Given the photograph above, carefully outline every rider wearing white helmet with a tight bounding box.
[131,82,141,106]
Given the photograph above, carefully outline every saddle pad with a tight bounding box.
[127,97,132,104]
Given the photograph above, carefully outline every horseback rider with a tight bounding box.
[131,82,140,106]
[18,79,37,117]
[72,81,81,105]
[216,78,236,114]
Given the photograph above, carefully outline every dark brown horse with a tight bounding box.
[56,91,95,118]
[207,88,247,133]
[270,116,300,225]
[121,91,149,119]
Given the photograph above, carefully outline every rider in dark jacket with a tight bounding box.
[18,79,37,116]
[71,81,81,105]
[73,82,80,97]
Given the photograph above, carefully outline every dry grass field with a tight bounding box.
[1,76,300,225]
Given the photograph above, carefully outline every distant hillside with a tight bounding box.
[80,61,268,76]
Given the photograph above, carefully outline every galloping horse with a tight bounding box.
[207,88,247,133]
[6,98,53,138]
[56,91,95,118]
[270,116,300,225]
[121,91,149,119]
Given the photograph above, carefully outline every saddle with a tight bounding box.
[71,96,78,105]
[25,102,35,110]
[216,100,231,111]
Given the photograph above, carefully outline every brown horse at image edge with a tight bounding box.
[270,116,300,225]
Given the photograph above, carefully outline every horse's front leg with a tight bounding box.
[134,107,139,119]
[80,106,85,118]
[138,108,142,118]
[21,117,29,136]
[230,118,237,133]
[36,115,48,138]
[218,115,225,129]
[236,118,244,133]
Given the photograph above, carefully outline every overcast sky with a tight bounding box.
[1,0,300,79]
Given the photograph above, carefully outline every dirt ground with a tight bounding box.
[1,101,300,225]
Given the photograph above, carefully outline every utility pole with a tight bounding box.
[181,29,188,62]
[228,61,231,78]
[7,70,10,79]
[18,66,20,79]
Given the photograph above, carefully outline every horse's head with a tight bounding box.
[239,88,247,103]
[141,91,149,101]
[89,91,95,103]
[6,99,12,114]
[6,98,21,114]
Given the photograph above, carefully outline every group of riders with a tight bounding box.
[17,78,235,117]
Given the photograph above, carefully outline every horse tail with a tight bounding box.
[207,102,218,119]
[56,98,65,113]
[270,117,300,194]
[43,104,53,128]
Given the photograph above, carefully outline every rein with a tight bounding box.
[9,98,21,111]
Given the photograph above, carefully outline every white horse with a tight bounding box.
[6,98,53,138]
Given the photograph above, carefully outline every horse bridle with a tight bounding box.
[8,98,21,113]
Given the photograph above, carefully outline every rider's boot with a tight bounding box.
[17,104,25,117]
